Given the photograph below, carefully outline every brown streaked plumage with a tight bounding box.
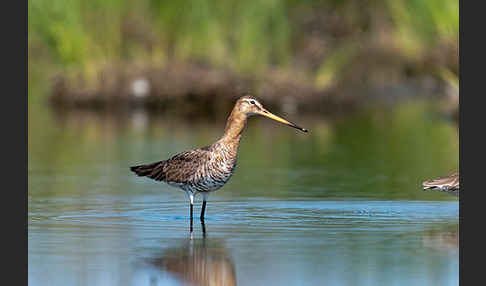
[422,172,459,196]
[130,95,308,229]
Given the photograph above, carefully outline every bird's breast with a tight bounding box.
[192,146,238,192]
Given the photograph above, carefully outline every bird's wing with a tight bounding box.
[162,148,211,183]
[130,147,212,183]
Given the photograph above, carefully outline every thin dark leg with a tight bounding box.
[201,220,206,236]
[200,200,207,221]
[190,203,194,232]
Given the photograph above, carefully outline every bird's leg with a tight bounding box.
[187,192,194,232]
[190,203,193,232]
[200,193,209,221]
[200,200,206,221]
[201,220,207,236]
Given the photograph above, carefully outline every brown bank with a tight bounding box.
[48,61,454,118]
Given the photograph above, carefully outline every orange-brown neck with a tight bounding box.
[220,107,248,143]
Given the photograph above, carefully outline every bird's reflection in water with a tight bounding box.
[147,226,236,286]
[422,223,459,252]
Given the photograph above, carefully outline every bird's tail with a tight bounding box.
[130,160,166,180]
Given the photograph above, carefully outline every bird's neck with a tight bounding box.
[220,108,247,144]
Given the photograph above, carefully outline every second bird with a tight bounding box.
[130,95,308,229]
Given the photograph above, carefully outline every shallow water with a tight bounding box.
[29,100,459,285]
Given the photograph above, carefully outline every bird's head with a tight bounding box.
[234,95,308,133]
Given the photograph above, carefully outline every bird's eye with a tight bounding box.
[250,100,255,105]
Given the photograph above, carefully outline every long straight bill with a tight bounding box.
[260,109,308,133]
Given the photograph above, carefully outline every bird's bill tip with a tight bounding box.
[259,109,308,133]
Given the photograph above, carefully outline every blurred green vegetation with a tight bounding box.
[29,0,458,101]
[28,0,294,72]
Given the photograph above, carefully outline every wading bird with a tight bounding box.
[130,95,308,230]
[422,172,459,196]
